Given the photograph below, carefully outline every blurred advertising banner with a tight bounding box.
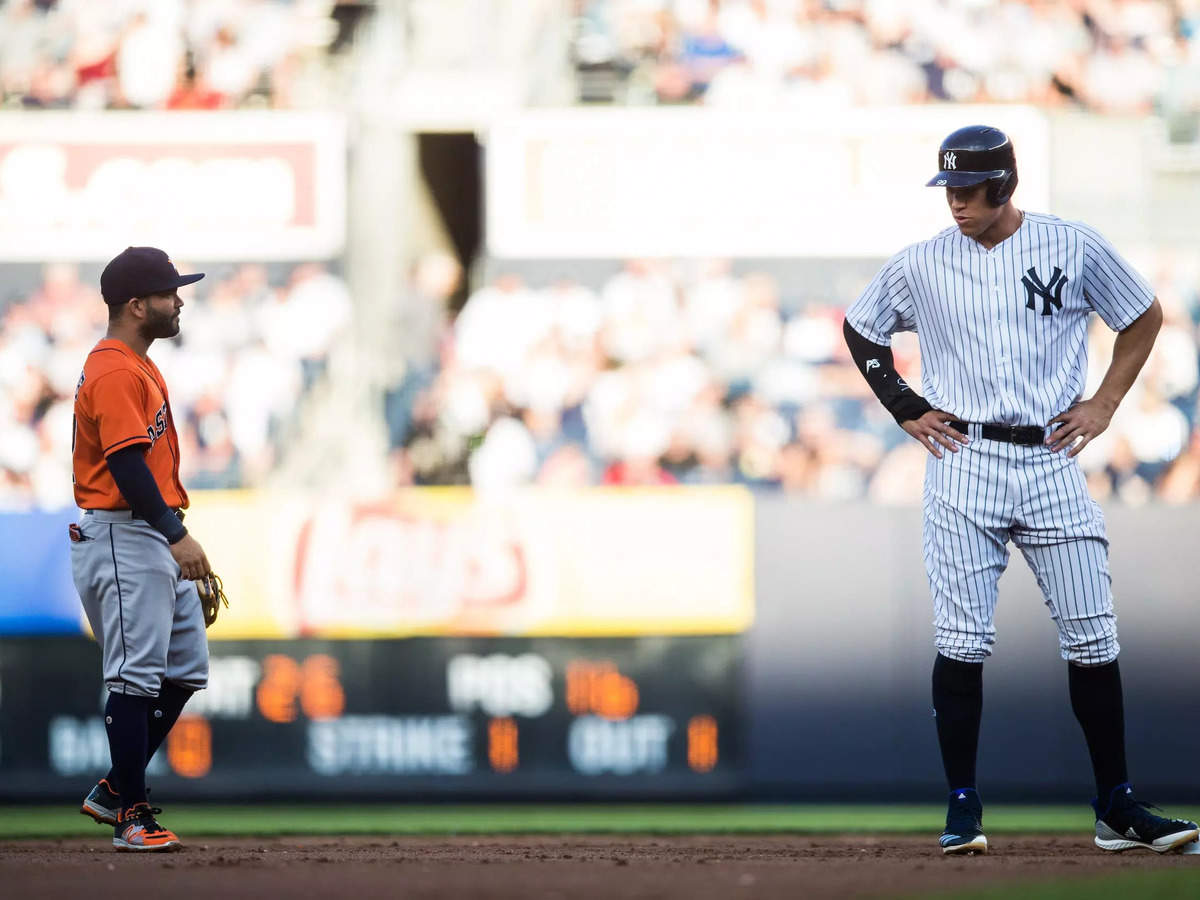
[0,511,80,635]
[188,487,755,639]
[485,105,1050,258]
[0,112,345,261]
[0,487,754,639]
[0,636,743,799]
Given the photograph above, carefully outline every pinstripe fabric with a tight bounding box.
[846,214,1154,425]
[924,428,1117,664]
[850,213,1150,665]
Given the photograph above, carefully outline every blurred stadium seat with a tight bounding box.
[384,251,1200,502]
[0,260,350,509]
[0,0,367,111]
[568,0,1200,131]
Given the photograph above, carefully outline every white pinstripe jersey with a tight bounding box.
[846,213,1155,425]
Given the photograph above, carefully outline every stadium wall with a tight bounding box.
[1,491,1197,802]
[749,498,1200,801]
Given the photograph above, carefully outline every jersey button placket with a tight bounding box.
[988,254,1017,419]
[994,282,1006,364]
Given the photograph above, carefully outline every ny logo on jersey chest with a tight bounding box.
[1021,266,1067,316]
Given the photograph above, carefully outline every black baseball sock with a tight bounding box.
[1068,659,1127,803]
[104,680,194,795]
[104,691,150,813]
[932,653,984,791]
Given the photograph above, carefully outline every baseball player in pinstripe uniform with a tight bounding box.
[843,126,1198,855]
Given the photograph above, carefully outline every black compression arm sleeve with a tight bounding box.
[105,446,189,544]
[843,319,934,425]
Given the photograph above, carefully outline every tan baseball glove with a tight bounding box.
[196,572,229,628]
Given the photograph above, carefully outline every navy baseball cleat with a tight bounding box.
[80,778,120,826]
[1092,784,1199,853]
[939,788,987,855]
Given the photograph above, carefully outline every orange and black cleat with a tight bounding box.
[80,778,120,826]
[113,802,182,852]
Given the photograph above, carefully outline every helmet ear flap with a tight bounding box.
[987,166,1018,206]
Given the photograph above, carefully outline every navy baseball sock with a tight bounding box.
[932,654,984,791]
[103,680,194,794]
[104,691,150,813]
[1068,659,1127,803]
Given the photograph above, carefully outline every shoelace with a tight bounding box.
[122,805,166,830]
[1131,800,1191,826]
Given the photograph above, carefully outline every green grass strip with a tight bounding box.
[921,867,1200,900]
[5,804,1200,839]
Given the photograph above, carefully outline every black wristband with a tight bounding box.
[106,446,188,543]
[888,393,934,425]
[150,509,188,545]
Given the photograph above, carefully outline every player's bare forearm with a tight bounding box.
[1046,299,1162,456]
[1094,299,1163,409]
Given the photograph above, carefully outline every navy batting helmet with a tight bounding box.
[926,125,1018,207]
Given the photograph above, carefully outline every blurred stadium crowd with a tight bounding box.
[3,0,1200,509]
[0,262,349,509]
[0,0,367,110]
[572,0,1200,120]
[385,251,1200,504]
[11,248,1197,509]
[6,0,1196,117]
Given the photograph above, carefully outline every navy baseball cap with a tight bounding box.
[100,247,205,306]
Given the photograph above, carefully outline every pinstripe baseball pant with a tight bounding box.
[923,426,1118,666]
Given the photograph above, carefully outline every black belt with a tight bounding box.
[948,421,1045,446]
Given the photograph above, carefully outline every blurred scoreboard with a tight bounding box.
[0,636,743,799]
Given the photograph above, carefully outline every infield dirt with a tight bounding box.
[2,835,1196,898]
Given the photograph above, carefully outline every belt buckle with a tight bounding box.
[1008,425,1020,443]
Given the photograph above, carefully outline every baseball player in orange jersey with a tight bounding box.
[71,247,212,852]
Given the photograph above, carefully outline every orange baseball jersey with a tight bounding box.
[72,339,188,511]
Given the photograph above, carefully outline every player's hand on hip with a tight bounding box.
[1046,397,1116,457]
[169,534,211,581]
[901,410,969,459]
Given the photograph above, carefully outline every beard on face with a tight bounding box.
[139,301,180,340]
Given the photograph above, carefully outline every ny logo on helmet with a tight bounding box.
[1022,266,1067,316]
[943,151,957,170]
